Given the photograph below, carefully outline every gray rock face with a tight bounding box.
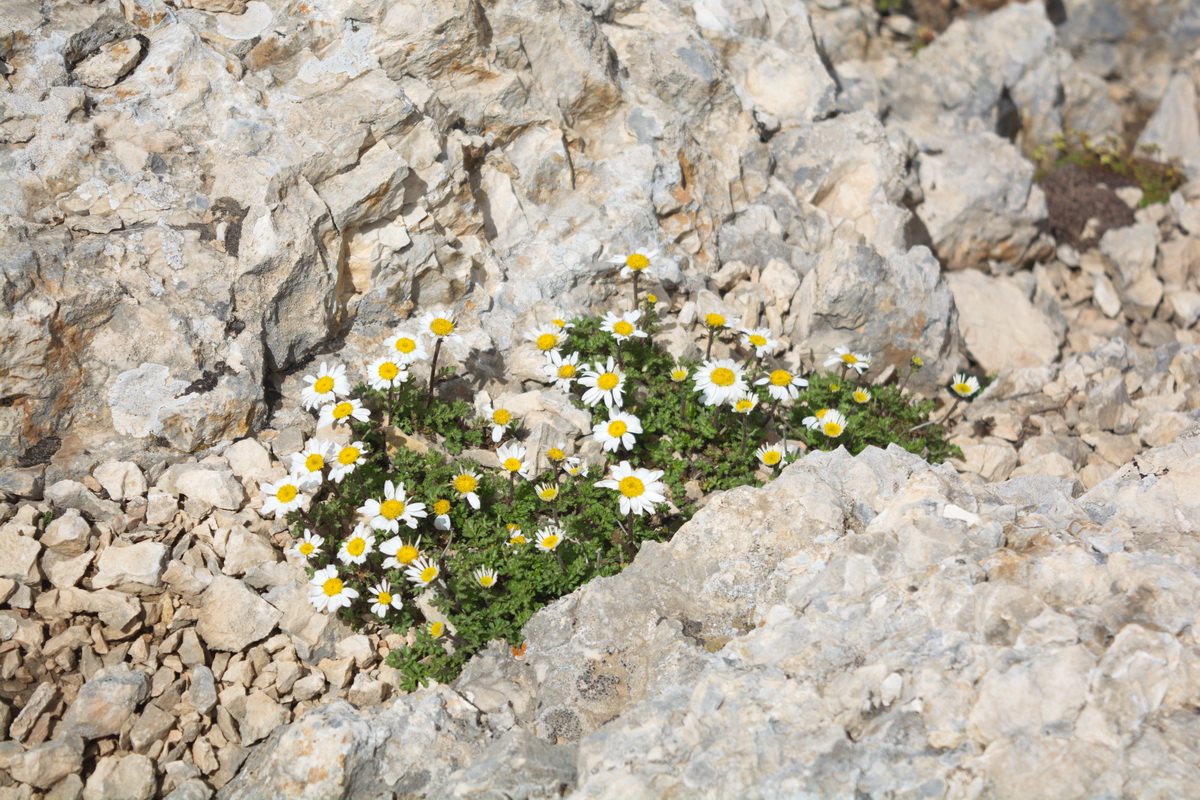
[227,433,1200,797]
[59,665,150,740]
[92,541,170,593]
[196,576,282,652]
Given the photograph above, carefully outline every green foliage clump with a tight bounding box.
[1033,130,1185,206]
[276,297,974,689]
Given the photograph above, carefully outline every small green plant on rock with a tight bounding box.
[1033,130,1185,206]
[259,256,977,689]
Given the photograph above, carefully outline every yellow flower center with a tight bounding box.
[540,487,557,500]
[830,384,840,391]
[503,458,523,472]
[276,484,298,503]
[705,313,725,328]
[816,409,828,418]
[430,622,444,638]
[955,383,972,395]
[841,353,859,364]
[397,545,419,564]
[711,367,736,387]
[597,372,619,391]
[769,369,791,387]
[347,538,365,557]
[299,542,314,555]
[305,453,324,472]
[380,499,405,519]
[552,318,567,328]
[395,337,416,354]
[510,534,527,545]
[378,361,400,380]
[749,335,767,347]
[625,253,649,270]
[453,474,477,493]
[492,409,512,426]
[823,421,844,437]
[607,420,628,437]
[762,450,782,466]
[646,293,658,303]
[338,446,360,465]
[507,524,521,533]
[547,447,565,461]
[377,592,392,605]
[557,364,576,379]
[332,401,354,420]
[854,391,870,403]
[536,333,559,351]
[613,321,634,337]
[430,318,454,337]
[671,370,687,382]
[419,566,437,583]
[619,476,645,498]
[322,577,343,597]
[433,499,451,515]
[313,376,335,394]
[735,399,754,413]
[478,575,495,587]
[541,535,560,550]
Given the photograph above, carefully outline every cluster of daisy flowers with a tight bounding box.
[261,248,979,679]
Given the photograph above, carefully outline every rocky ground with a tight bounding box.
[2,0,1200,795]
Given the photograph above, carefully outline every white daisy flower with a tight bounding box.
[496,441,534,480]
[544,351,582,392]
[526,325,567,354]
[507,524,527,547]
[259,474,312,519]
[432,498,452,531]
[290,439,335,483]
[694,359,747,406]
[535,482,559,502]
[670,367,689,383]
[308,566,359,613]
[600,309,648,343]
[579,357,627,408]
[300,362,350,411]
[740,327,779,358]
[329,441,366,483]
[545,443,568,463]
[819,409,848,438]
[730,392,758,414]
[450,469,482,510]
[428,621,446,639]
[606,249,658,279]
[595,460,666,517]
[852,388,872,404]
[824,346,870,375]
[702,312,739,330]
[592,410,642,453]
[756,368,808,403]
[317,397,370,429]
[385,329,429,364]
[418,308,461,341]
[358,480,427,533]
[380,535,421,570]
[756,443,786,468]
[951,373,981,397]
[548,314,575,331]
[480,400,516,444]
[802,408,829,430]
[472,566,499,589]
[405,555,440,587]
[337,525,376,566]
[369,580,402,618]
[368,356,410,391]
[535,525,566,552]
[286,529,323,562]
[563,457,589,477]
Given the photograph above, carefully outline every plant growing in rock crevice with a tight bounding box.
[259,258,974,689]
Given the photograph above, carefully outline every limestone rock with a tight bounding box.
[197,576,282,652]
[156,464,246,512]
[92,461,148,502]
[222,527,279,577]
[3,736,85,789]
[946,269,1063,373]
[40,509,91,556]
[0,527,42,583]
[59,665,150,740]
[74,38,142,89]
[222,439,273,482]
[82,753,157,800]
[92,541,170,594]
[239,691,289,745]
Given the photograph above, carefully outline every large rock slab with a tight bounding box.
[197,576,282,652]
[59,665,150,740]
[946,269,1063,373]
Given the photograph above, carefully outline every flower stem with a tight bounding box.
[705,328,715,360]
[508,471,516,505]
[426,338,443,406]
[632,271,640,310]
[740,414,748,458]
